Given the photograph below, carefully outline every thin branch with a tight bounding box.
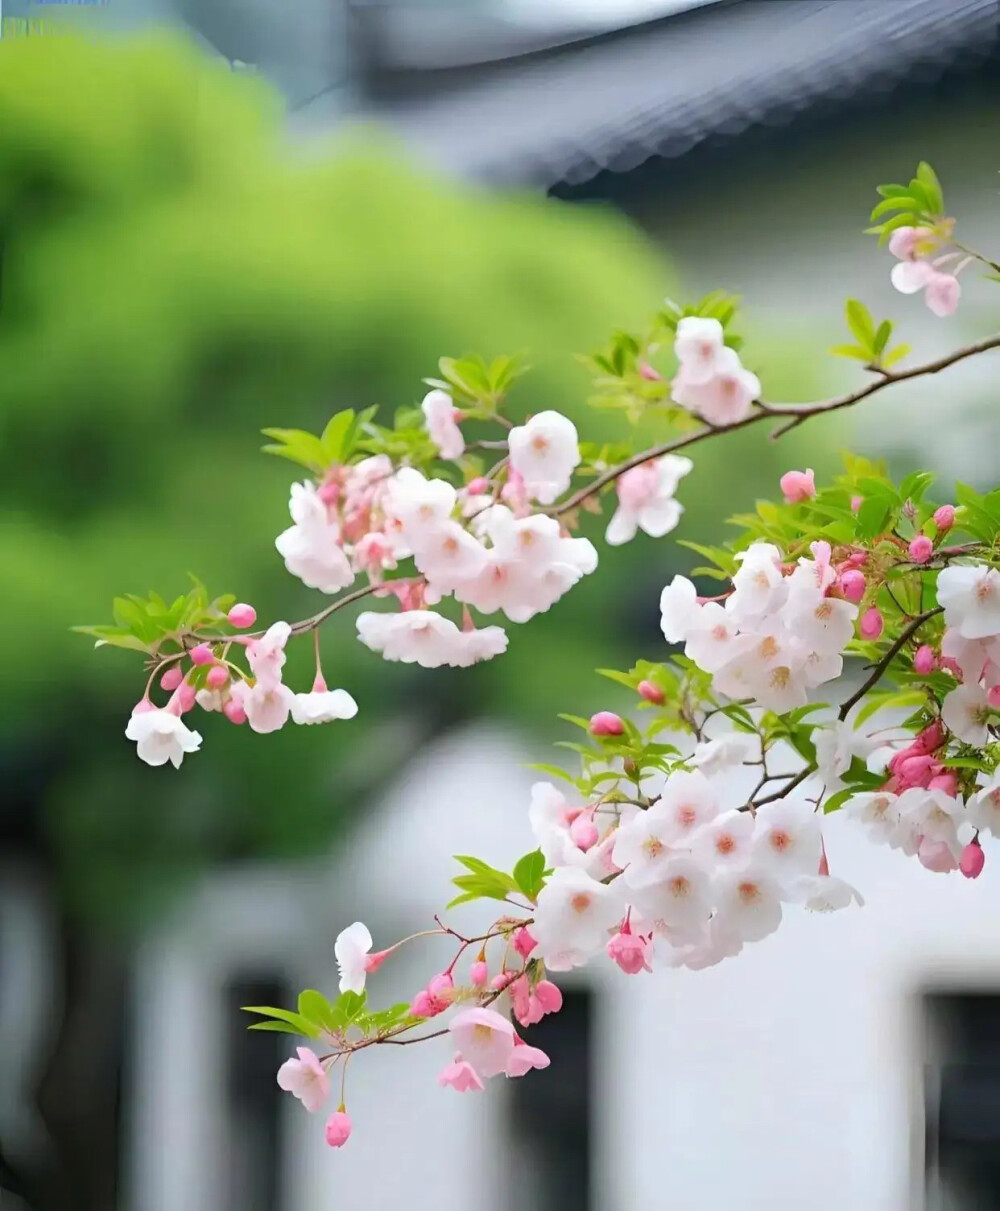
[551,332,1000,515]
[838,606,943,721]
[748,764,816,809]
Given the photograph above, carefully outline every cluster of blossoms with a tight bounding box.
[83,159,1000,1151]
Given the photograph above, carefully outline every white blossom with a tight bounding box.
[936,564,1000,639]
[125,709,202,769]
[507,411,581,504]
[532,866,623,971]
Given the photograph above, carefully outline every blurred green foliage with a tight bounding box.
[0,33,836,925]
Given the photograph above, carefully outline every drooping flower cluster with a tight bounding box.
[888,226,963,318]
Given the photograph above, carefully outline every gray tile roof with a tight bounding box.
[353,0,999,189]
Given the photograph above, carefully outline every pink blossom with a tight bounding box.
[448,1008,517,1079]
[510,977,542,1027]
[838,569,866,603]
[934,504,955,532]
[277,1048,329,1113]
[889,225,936,261]
[228,602,257,629]
[410,972,454,1018]
[512,927,537,959]
[569,813,599,852]
[637,679,665,705]
[917,836,959,874]
[590,711,624,736]
[421,389,465,460]
[960,838,986,879]
[324,1110,352,1147]
[860,607,884,640]
[438,1054,485,1093]
[671,346,760,424]
[909,535,934,563]
[245,621,291,690]
[925,271,961,317]
[914,645,937,675]
[534,980,563,1015]
[779,468,816,504]
[229,679,293,734]
[160,666,183,691]
[928,771,959,796]
[505,1038,551,1078]
[607,928,653,975]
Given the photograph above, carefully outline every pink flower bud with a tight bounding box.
[850,495,864,513]
[318,482,340,505]
[637,359,662,382]
[206,665,229,689]
[928,771,959,796]
[960,838,985,880]
[590,711,624,736]
[637,679,665,705]
[160,666,183,691]
[779,468,816,504]
[466,476,489,495]
[913,645,936,675]
[569,814,599,852]
[171,682,197,714]
[534,980,563,1015]
[933,504,955,533]
[908,535,934,564]
[844,551,868,569]
[606,930,653,975]
[223,699,247,725]
[190,643,215,666]
[227,603,257,629]
[838,569,866,603]
[988,686,1000,709]
[469,960,488,988]
[512,928,537,960]
[409,990,435,1018]
[325,1110,352,1148]
[859,607,884,640]
[427,972,454,1002]
[915,721,946,754]
[896,754,937,789]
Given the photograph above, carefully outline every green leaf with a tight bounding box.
[71,625,150,652]
[527,762,577,784]
[823,789,854,814]
[242,1006,322,1039]
[512,849,546,900]
[247,1020,307,1035]
[915,161,944,214]
[845,299,875,350]
[829,343,872,362]
[320,410,355,463]
[298,989,337,1032]
[872,320,892,357]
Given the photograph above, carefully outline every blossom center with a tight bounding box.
[737,881,761,905]
[677,805,697,827]
[770,666,791,689]
[759,636,779,660]
[668,876,690,898]
[570,893,592,914]
[769,829,791,852]
[715,834,735,855]
[642,836,665,859]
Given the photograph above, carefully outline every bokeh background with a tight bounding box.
[1,2,999,1209]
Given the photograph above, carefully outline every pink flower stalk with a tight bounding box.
[960,838,986,880]
[933,504,955,532]
[324,1109,353,1147]
[914,645,937,675]
[637,679,665,705]
[132,696,155,715]
[160,666,183,691]
[607,928,653,975]
[228,603,257,629]
[837,569,866,603]
[909,535,934,564]
[276,1047,330,1113]
[512,928,537,960]
[469,960,488,988]
[206,665,229,689]
[590,711,624,736]
[190,643,215,666]
[779,468,816,504]
[438,1054,485,1093]
[860,607,884,640]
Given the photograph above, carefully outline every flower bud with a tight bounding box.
[223,698,247,725]
[637,359,662,382]
[469,960,488,988]
[838,569,866,603]
[590,711,624,736]
[325,1110,352,1148]
[779,468,816,504]
[206,665,229,689]
[859,607,883,639]
[908,535,934,564]
[637,679,665,705]
[933,504,955,533]
[160,665,183,691]
[190,643,215,666]
[960,839,985,880]
[569,814,599,852]
[465,476,488,495]
[850,495,864,513]
[512,927,537,959]
[913,645,936,675]
[228,603,257,629]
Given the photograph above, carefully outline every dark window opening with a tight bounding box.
[508,986,593,1211]
[224,972,294,1211]
[924,991,1000,1210]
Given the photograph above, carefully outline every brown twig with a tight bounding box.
[837,606,943,721]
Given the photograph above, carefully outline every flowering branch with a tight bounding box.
[553,331,1000,514]
[837,606,944,721]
